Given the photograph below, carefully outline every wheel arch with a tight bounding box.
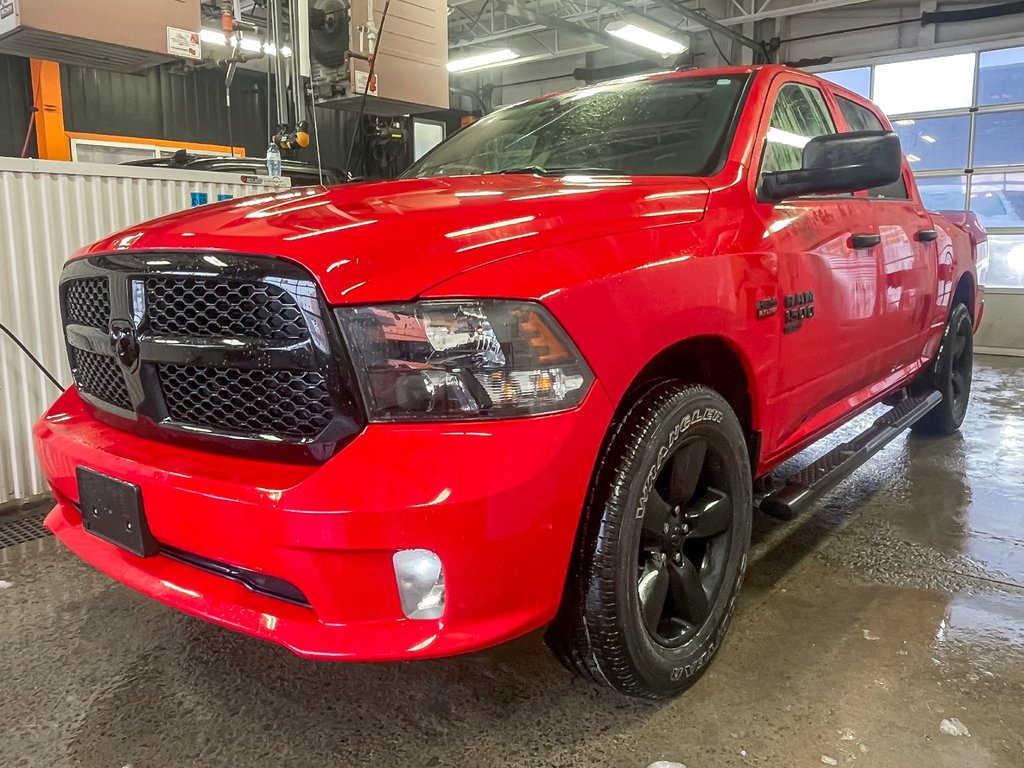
[953,271,976,320]
[618,335,761,470]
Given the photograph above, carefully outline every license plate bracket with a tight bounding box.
[77,467,158,557]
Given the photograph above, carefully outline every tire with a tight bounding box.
[545,383,753,699]
[911,302,974,435]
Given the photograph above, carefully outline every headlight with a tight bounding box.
[336,301,593,421]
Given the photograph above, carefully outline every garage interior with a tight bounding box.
[1,0,1023,766]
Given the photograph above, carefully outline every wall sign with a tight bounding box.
[167,27,201,60]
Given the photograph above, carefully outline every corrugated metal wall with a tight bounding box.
[62,63,273,158]
[1,56,463,177]
[0,158,290,503]
[60,62,356,172]
[0,54,36,158]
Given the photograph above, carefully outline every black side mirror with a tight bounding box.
[761,131,903,202]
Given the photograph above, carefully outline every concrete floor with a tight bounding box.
[2,356,1022,768]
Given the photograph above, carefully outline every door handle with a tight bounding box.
[916,229,939,242]
[849,233,881,249]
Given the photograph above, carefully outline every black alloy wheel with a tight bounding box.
[546,383,752,698]
[912,302,974,435]
[948,314,973,419]
[637,436,734,647]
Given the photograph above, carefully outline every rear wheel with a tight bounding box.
[911,302,974,435]
[546,383,752,699]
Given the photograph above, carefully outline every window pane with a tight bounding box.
[986,234,1024,287]
[835,97,908,199]
[413,120,446,160]
[820,67,871,97]
[837,96,883,131]
[873,53,976,114]
[974,110,1024,167]
[970,173,1024,228]
[978,47,1024,106]
[763,84,835,174]
[916,176,968,211]
[893,116,970,171]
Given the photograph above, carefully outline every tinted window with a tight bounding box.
[837,96,909,200]
[837,97,884,132]
[405,75,750,178]
[762,83,835,174]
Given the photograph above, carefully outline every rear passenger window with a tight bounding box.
[837,96,884,132]
[762,83,836,175]
[837,95,910,200]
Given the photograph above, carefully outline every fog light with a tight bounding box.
[393,549,445,620]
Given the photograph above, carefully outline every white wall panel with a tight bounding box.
[0,158,288,503]
[976,290,1024,356]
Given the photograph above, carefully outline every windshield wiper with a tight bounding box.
[490,165,616,177]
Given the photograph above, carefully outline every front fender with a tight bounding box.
[422,224,773,417]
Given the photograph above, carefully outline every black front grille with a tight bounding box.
[146,277,307,340]
[71,348,132,411]
[59,253,362,459]
[159,365,334,439]
[65,278,110,329]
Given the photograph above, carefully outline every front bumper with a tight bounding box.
[35,386,613,661]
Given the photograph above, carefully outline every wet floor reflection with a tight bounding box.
[1,356,1022,767]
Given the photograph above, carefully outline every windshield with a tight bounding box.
[404,74,750,179]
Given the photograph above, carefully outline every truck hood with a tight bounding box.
[79,174,710,303]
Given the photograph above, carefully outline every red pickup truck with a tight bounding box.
[36,65,985,699]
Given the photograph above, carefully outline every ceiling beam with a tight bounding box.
[497,0,669,63]
[448,0,881,50]
[673,0,877,32]
[645,0,767,60]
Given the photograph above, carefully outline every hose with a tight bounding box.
[0,321,65,393]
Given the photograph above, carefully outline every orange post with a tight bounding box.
[29,59,70,161]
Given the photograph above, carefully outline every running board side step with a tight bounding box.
[758,391,942,521]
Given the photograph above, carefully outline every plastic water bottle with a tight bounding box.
[265,143,282,178]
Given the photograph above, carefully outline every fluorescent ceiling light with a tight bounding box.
[199,28,289,56]
[264,41,292,56]
[606,21,686,56]
[907,153,922,163]
[921,134,937,143]
[895,119,916,126]
[447,49,520,73]
[200,28,229,46]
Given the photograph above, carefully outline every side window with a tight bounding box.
[762,83,836,175]
[837,95,910,200]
